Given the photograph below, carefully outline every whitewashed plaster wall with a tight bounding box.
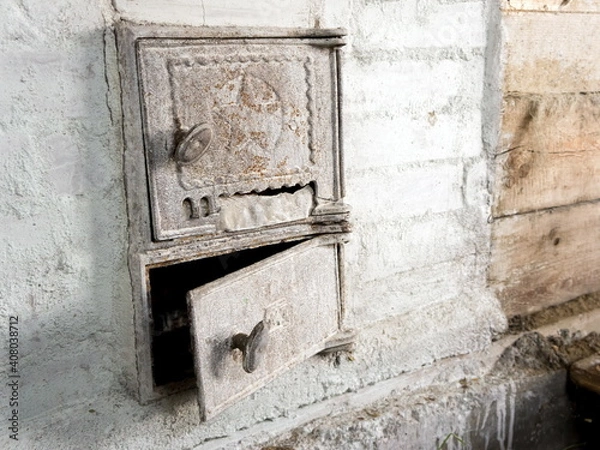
[0,0,506,448]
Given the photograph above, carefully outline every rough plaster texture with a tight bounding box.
[257,310,600,450]
[0,0,130,420]
[18,308,600,449]
[257,373,577,450]
[1,0,508,448]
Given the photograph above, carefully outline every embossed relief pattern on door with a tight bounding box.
[137,40,338,240]
[117,25,351,410]
[188,236,342,421]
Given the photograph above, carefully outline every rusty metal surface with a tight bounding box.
[117,24,352,407]
[188,236,343,421]
[136,37,344,240]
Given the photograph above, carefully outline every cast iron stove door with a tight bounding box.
[187,235,345,421]
[116,25,350,406]
[136,35,345,240]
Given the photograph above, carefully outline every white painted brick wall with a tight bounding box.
[0,0,506,448]
[350,213,483,283]
[345,108,483,167]
[343,56,484,166]
[351,0,486,51]
[115,0,313,27]
[344,58,482,114]
[348,164,464,220]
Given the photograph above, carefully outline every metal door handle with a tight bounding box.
[231,321,269,373]
[174,123,213,165]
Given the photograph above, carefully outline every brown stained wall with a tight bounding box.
[490,5,600,316]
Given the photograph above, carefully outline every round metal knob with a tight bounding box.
[231,321,269,373]
[174,123,213,165]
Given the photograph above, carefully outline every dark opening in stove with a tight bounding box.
[148,239,303,387]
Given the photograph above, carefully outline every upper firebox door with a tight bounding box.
[136,35,346,241]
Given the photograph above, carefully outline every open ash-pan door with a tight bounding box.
[187,235,350,421]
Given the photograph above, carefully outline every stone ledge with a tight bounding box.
[232,307,600,449]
